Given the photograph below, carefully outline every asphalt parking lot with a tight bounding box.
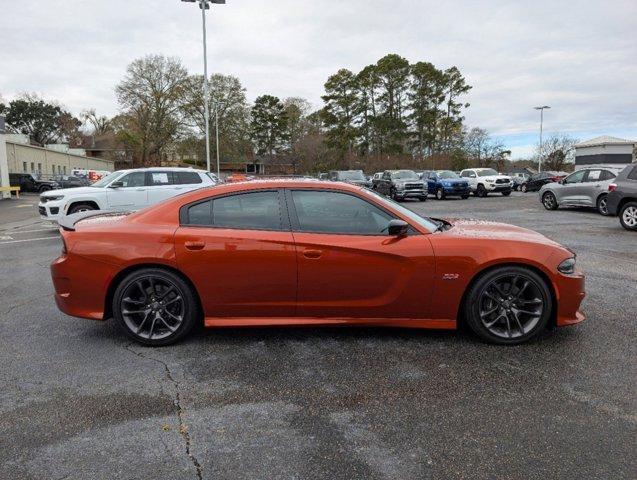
[1,192,635,480]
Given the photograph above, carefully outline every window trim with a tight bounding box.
[284,188,418,237]
[179,188,290,232]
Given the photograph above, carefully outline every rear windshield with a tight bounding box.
[337,171,366,181]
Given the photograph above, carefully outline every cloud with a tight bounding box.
[1,0,636,157]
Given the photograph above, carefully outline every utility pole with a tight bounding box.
[534,105,550,173]
[181,0,226,174]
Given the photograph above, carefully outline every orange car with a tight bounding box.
[51,180,585,346]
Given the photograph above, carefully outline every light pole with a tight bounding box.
[214,102,221,178]
[534,105,550,173]
[181,0,225,175]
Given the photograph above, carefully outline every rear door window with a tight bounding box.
[176,171,203,185]
[119,172,146,187]
[149,171,174,186]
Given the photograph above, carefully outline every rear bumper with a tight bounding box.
[51,253,115,320]
[606,192,621,216]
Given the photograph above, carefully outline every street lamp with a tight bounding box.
[181,0,226,176]
[534,105,550,173]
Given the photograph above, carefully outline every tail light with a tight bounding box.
[608,183,617,192]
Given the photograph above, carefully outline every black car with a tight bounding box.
[606,163,637,231]
[9,173,59,193]
[375,170,427,201]
[329,170,371,188]
[520,171,565,192]
[52,175,90,189]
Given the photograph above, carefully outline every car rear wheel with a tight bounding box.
[461,195,469,200]
[68,203,96,214]
[475,184,487,197]
[542,192,558,210]
[436,188,445,200]
[596,194,609,216]
[113,268,199,346]
[619,202,637,231]
[465,266,552,345]
[502,190,511,196]
[521,183,528,193]
[418,195,427,202]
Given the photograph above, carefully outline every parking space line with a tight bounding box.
[0,236,59,245]
[5,228,59,234]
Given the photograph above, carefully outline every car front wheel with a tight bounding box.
[475,184,487,197]
[113,268,199,346]
[521,184,528,193]
[619,202,637,231]
[542,192,558,210]
[465,266,552,345]
[436,188,445,200]
[502,190,511,196]
[68,203,96,214]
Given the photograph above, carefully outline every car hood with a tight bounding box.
[395,179,422,185]
[438,178,468,185]
[41,186,103,197]
[443,219,562,247]
[480,175,510,182]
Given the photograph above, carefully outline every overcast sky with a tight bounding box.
[1,0,636,158]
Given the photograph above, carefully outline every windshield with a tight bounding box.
[437,170,460,179]
[363,189,438,233]
[337,171,366,181]
[391,170,419,180]
[476,169,498,177]
[91,171,121,187]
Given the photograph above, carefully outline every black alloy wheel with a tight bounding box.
[475,184,487,197]
[113,268,198,346]
[596,195,609,216]
[68,203,96,214]
[465,266,551,345]
[542,192,558,210]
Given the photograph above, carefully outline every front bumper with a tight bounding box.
[395,189,427,198]
[442,185,471,196]
[38,200,65,222]
[553,269,586,327]
[484,183,512,192]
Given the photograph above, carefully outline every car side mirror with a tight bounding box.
[109,181,124,188]
[387,219,409,236]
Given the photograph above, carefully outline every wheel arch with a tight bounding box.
[456,261,558,330]
[68,199,101,212]
[103,263,204,323]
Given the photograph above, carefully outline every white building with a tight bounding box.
[574,136,636,170]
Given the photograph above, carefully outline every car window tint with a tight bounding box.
[119,172,146,187]
[599,170,615,181]
[627,167,637,180]
[187,200,212,225]
[291,190,393,235]
[586,170,602,182]
[565,170,586,184]
[150,172,174,186]
[212,191,281,230]
[177,171,203,185]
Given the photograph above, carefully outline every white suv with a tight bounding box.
[460,168,513,197]
[38,167,217,223]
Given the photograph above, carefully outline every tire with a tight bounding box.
[464,266,552,345]
[596,194,610,216]
[502,190,512,196]
[419,195,427,202]
[521,183,528,193]
[436,188,445,200]
[39,186,51,193]
[619,201,637,231]
[113,268,199,346]
[461,195,469,200]
[542,192,558,210]
[475,184,487,197]
[68,203,96,214]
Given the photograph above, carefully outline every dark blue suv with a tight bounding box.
[420,170,471,200]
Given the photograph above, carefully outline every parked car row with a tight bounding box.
[538,164,636,231]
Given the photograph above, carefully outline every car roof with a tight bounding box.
[115,167,208,174]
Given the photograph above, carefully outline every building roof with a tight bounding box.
[574,136,636,148]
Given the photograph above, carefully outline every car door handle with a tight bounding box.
[184,241,205,251]
[302,249,322,259]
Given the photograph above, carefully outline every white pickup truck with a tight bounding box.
[38,167,218,223]
[460,168,513,197]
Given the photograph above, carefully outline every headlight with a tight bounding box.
[557,257,576,274]
[44,195,64,201]
[396,184,405,190]
[486,179,495,183]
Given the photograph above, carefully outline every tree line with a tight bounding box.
[0,53,575,174]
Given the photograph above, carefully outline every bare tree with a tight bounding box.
[81,109,111,136]
[536,133,577,171]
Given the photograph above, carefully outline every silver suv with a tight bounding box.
[539,166,623,215]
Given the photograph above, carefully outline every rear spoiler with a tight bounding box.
[58,210,131,231]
